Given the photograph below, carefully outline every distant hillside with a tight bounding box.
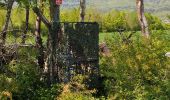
[61,0,170,18]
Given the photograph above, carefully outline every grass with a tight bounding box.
[99,31,141,43]
[99,32,114,42]
[4,30,170,45]
[5,31,129,45]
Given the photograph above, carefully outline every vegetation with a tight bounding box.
[100,30,170,99]
[0,0,170,100]
[0,8,168,33]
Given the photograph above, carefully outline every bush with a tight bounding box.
[145,13,165,30]
[57,92,95,100]
[0,47,41,99]
[61,8,79,22]
[125,12,140,31]
[102,10,128,32]
[100,31,170,99]
[35,84,62,100]
[57,75,97,100]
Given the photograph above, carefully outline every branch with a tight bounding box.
[32,7,51,29]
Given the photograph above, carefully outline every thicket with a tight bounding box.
[1,30,170,99]
[1,7,170,99]
[99,30,170,99]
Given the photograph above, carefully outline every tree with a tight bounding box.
[21,1,30,44]
[80,0,86,22]
[34,0,44,69]
[32,0,60,85]
[0,0,15,45]
[136,0,149,37]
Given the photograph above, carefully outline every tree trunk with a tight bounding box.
[33,0,60,86]
[136,0,149,37]
[46,0,60,85]
[80,0,86,22]
[21,6,29,44]
[0,0,14,45]
[35,0,44,69]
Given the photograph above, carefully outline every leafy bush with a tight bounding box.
[145,13,165,30]
[35,84,62,100]
[125,12,140,31]
[102,10,128,32]
[61,8,79,22]
[57,75,96,100]
[58,92,95,100]
[100,31,170,99]
[0,47,40,99]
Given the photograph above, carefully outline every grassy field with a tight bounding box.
[5,30,170,45]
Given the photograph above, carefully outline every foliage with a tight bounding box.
[102,10,127,32]
[125,12,140,31]
[61,8,80,22]
[61,9,165,32]
[0,7,166,33]
[35,84,62,100]
[164,15,170,29]
[0,3,170,99]
[100,30,170,99]
[57,75,97,100]
[1,30,170,99]
[57,92,96,100]
[145,13,165,30]
[0,9,5,29]
[0,47,39,99]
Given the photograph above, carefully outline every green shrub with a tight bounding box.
[58,92,95,100]
[100,31,170,99]
[61,8,79,22]
[145,13,165,30]
[125,12,140,31]
[102,10,128,32]
[0,47,41,99]
[35,84,62,100]
[57,75,97,100]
